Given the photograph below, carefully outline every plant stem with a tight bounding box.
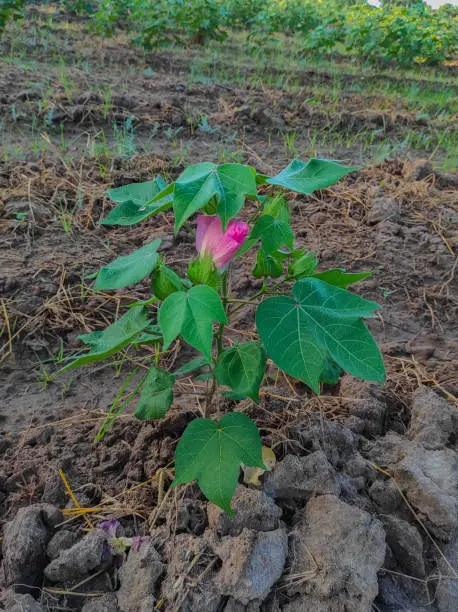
[205,370,217,418]
[208,272,287,417]
[247,205,262,224]
[230,277,288,315]
[226,298,258,305]
[207,272,229,417]
[216,272,228,357]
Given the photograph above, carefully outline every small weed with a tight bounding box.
[60,121,67,151]
[171,140,191,167]
[100,86,112,120]
[56,190,82,232]
[282,131,298,158]
[165,126,184,140]
[143,66,156,77]
[198,115,218,134]
[88,129,110,159]
[55,338,65,364]
[377,286,397,298]
[58,58,74,102]
[36,362,53,391]
[113,117,136,158]
[45,107,55,127]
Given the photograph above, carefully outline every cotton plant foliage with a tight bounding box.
[60,158,385,513]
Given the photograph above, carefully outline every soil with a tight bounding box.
[1,8,458,612]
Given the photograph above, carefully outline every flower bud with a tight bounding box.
[188,255,221,290]
[152,265,184,300]
[196,215,248,272]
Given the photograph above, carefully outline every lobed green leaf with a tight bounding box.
[250,214,294,254]
[173,162,257,231]
[152,264,186,300]
[262,194,290,223]
[159,285,227,359]
[172,413,265,514]
[288,251,319,279]
[256,278,385,393]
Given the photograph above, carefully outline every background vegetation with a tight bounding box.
[0,1,456,169]
[2,1,457,65]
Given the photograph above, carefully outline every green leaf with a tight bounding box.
[253,248,283,279]
[215,342,266,402]
[172,413,265,514]
[100,196,172,226]
[202,196,218,215]
[262,195,290,223]
[174,162,257,230]
[195,372,213,381]
[152,264,185,300]
[256,278,385,393]
[272,248,295,262]
[135,366,175,420]
[267,159,359,195]
[319,358,342,385]
[101,179,173,225]
[59,307,150,371]
[131,324,162,345]
[174,355,210,376]
[94,239,161,291]
[288,252,319,279]
[159,285,227,359]
[255,173,269,185]
[106,177,168,204]
[312,269,372,289]
[250,214,294,254]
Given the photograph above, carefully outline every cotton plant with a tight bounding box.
[59,159,385,514]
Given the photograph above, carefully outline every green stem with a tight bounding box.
[226,298,257,305]
[205,369,217,418]
[247,207,262,224]
[230,277,288,315]
[207,272,229,416]
[216,272,228,357]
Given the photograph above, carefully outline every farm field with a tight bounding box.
[0,2,458,612]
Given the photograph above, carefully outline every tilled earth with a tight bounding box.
[1,12,458,612]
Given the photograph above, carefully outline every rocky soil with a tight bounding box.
[1,385,457,611]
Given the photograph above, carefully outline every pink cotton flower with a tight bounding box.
[196,215,248,272]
